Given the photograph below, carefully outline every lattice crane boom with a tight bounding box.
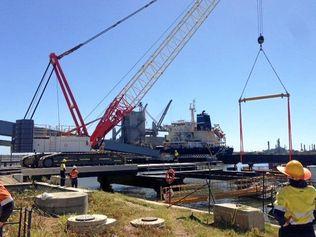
[90,0,220,148]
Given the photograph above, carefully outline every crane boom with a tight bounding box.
[157,99,172,129]
[90,0,220,148]
[50,53,89,136]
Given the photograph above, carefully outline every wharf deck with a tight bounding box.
[21,164,138,178]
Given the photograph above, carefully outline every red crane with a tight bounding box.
[90,0,220,148]
[26,0,220,150]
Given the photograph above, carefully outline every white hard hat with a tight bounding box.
[73,165,77,169]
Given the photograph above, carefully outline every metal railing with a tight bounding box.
[4,207,32,237]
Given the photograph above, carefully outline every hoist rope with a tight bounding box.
[239,48,261,99]
[24,0,158,120]
[24,61,51,119]
[257,0,263,36]
[83,0,196,123]
[261,49,288,94]
[30,68,54,119]
[239,0,292,162]
[58,0,158,59]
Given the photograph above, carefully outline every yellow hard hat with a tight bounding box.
[62,159,67,163]
[277,160,311,180]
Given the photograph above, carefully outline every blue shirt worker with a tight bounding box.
[274,160,316,237]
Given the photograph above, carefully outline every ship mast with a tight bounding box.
[189,99,196,127]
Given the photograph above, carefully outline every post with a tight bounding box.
[27,208,32,237]
[239,102,244,163]
[18,208,22,237]
[287,96,293,160]
[262,172,265,213]
[23,208,27,237]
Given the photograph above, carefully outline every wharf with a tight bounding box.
[218,153,316,166]
[21,164,138,178]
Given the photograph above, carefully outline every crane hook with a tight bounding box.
[258,34,264,47]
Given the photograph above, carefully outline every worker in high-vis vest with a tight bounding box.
[174,150,180,162]
[60,159,67,186]
[0,182,14,237]
[274,160,316,237]
[69,165,79,188]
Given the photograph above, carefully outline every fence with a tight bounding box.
[160,176,277,205]
[4,207,32,237]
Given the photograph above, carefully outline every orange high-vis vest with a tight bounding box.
[69,169,79,179]
[0,185,12,204]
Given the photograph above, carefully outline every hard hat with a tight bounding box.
[73,165,77,169]
[277,160,311,180]
[61,159,67,163]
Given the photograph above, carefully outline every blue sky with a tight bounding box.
[1,0,316,154]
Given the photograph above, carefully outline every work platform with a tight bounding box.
[21,164,138,179]
[19,162,210,180]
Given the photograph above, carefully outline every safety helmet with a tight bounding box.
[61,159,67,163]
[73,165,77,169]
[277,160,311,180]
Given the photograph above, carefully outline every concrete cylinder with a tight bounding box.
[35,192,88,215]
[130,217,165,228]
[67,214,116,235]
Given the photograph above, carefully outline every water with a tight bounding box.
[78,177,157,200]
[78,177,269,211]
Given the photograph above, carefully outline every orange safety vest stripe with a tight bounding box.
[0,186,11,202]
[70,169,79,179]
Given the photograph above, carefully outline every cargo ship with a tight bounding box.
[157,103,233,157]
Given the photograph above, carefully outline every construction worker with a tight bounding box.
[60,159,67,186]
[174,150,180,162]
[0,182,14,237]
[274,160,316,237]
[69,165,79,188]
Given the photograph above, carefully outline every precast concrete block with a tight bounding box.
[214,203,264,232]
[35,192,88,215]
[67,214,116,236]
[130,217,165,228]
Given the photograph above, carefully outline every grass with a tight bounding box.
[5,189,279,237]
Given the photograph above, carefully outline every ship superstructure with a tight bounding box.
[161,102,233,156]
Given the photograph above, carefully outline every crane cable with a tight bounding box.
[83,0,196,124]
[239,0,288,99]
[24,0,158,120]
[57,0,158,59]
[239,0,292,162]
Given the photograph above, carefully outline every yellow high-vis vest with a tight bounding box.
[274,185,316,225]
[60,163,66,171]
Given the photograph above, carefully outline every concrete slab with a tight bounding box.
[214,203,264,232]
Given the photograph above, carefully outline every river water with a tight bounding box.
[78,177,270,212]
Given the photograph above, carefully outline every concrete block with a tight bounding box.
[35,192,88,215]
[214,203,264,232]
[50,175,71,186]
